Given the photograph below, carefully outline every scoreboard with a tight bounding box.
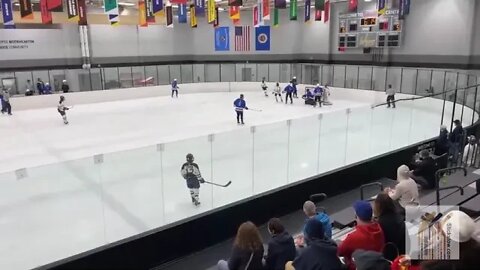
[338,9,403,49]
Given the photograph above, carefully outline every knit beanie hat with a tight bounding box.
[354,200,373,222]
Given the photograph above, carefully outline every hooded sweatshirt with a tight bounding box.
[389,165,419,208]
[337,222,385,270]
[265,231,296,270]
[293,238,342,270]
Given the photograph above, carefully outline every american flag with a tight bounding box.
[234,26,251,51]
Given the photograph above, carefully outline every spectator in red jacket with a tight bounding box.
[338,200,385,270]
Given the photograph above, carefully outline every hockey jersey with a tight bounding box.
[284,85,294,93]
[234,98,248,111]
[313,86,323,96]
[57,101,69,112]
[172,81,178,90]
[261,82,268,90]
[181,162,203,181]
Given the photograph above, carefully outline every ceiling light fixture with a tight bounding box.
[118,2,136,6]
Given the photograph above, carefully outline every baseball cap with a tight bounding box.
[354,200,373,222]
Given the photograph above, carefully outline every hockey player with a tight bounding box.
[291,76,298,98]
[302,89,315,106]
[313,84,323,107]
[171,79,179,98]
[284,83,294,104]
[180,153,205,206]
[233,94,249,125]
[261,78,268,97]
[57,95,70,124]
[272,82,283,102]
[323,84,332,105]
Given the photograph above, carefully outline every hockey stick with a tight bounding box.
[249,108,263,112]
[203,180,232,187]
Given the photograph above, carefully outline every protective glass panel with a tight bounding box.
[245,64,257,81]
[280,64,291,83]
[14,71,34,95]
[372,66,387,91]
[118,67,133,88]
[318,110,348,173]
[369,107,394,156]
[205,64,220,82]
[220,64,235,82]
[321,65,333,86]
[386,67,401,93]
[169,65,181,83]
[333,65,346,87]
[49,69,66,92]
[181,65,194,83]
[291,64,302,83]
[268,64,280,83]
[193,64,205,83]
[235,63,245,82]
[257,64,269,82]
[89,68,103,90]
[345,107,372,164]
[400,68,417,94]
[103,68,120,89]
[132,66,146,87]
[157,65,170,85]
[32,70,50,92]
[416,69,432,96]
[145,66,158,86]
[358,66,372,90]
[431,70,446,99]
[345,65,358,89]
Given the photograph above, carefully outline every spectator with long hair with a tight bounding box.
[217,221,264,270]
[373,192,406,254]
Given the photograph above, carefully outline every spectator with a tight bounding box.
[373,192,406,254]
[61,80,70,93]
[44,83,52,94]
[463,135,477,167]
[0,87,4,113]
[449,119,464,164]
[351,250,391,270]
[1,88,12,115]
[303,200,332,239]
[337,200,385,270]
[286,218,342,270]
[411,150,437,189]
[264,218,296,270]
[217,221,264,270]
[25,79,34,95]
[385,165,419,213]
[36,78,44,95]
[434,125,449,156]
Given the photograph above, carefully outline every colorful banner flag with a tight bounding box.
[105,0,119,25]
[348,0,357,12]
[289,0,297,20]
[78,0,87,25]
[152,0,162,15]
[253,5,259,27]
[67,0,79,21]
[228,0,242,6]
[233,18,240,25]
[234,25,250,51]
[166,4,173,27]
[47,0,62,10]
[1,0,15,28]
[139,0,148,26]
[40,0,53,24]
[315,9,321,21]
[257,0,264,26]
[195,0,205,16]
[404,0,410,14]
[274,0,286,9]
[190,4,197,27]
[229,6,240,20]
[314,0,324,9]
[213,6,219,27]
[378,0,386,16]
[262,0,270,20]
[305,0,311,22]
[255,25,270,51]
[324,0,329,23]
[214,26,229,51]
[207,0,216,23]
[399,0,405,19]
[146,0,155,23]
[273,8,279,26]
[170,0,186,4]
[178,4,187,23]
[20,0,34,19]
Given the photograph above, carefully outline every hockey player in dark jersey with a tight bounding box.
[57,96,70,124]
[180,153,205,206]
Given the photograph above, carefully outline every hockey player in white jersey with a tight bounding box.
[261,78,268,97]
[57,96,70,124]
[272,82,283,102]
[180,153,205,206]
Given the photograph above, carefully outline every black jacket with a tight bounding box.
[377,212,406,254]
[292,238,342,270]
[265,231,296,270]
[435,130,449,155]
[413,157,436,189]
[450,126,464,144]
[228,245,264,270]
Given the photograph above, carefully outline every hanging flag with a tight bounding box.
[40,0,53,24]
[1,0,15,28]
[404,0,410,14]
[213,6,219,27]
[304,0,311,22]
[67,0,79,21]
[262,0,270,20]
[273,8,279,26]
[20,0,34,19]
[105,0,119,25]
[228,0,242,6]
[289,0,297,20]
[253,5,259,27]
[348,0,357,12]
[314,0,323,21]
[166,4,173,27]
[255,25,270,51]
[170,0,186,4]
[324,0,329,22]
[234,25,250,51]
[314,9,321,21]
[178,4,187,23]
[78,0,87,25]
[207,0,216,23]
[274,0,286,9]
[378,0,386,16]
[47,0,61,10]
[195,0,205,16]
[146,0,155,23]
[229,6,240,20]
[190,4,197,27]
[152,0,162,15]
[399,0,405,19]
[233,18,240,25]
[257,0,264,26]
[139,0,147,26]
[214,26,229,51]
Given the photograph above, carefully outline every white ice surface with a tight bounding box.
[0,89,459,270]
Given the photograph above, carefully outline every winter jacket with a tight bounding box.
[352,250,391,270]
[234,98,248,111]
[292,238,342,270]
[389,165,419,208]
[450,125,464,144]
[303,212,333,239]
[265,231,296,270]
[228,245,264,270]
[412,157,437,189]
[377,212,406,254]
[61,84,70,93]
[434,130,449,155]
[337,222,385,270]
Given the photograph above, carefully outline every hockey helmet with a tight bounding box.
[60,95,65,101]
[186,153,194,162]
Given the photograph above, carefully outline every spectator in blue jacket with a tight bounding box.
[295,200,332,248]
[36,78,44,95]
[233,94,248,125]
[283,83,294,104]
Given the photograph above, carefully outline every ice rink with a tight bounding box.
[0,85,473,270]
